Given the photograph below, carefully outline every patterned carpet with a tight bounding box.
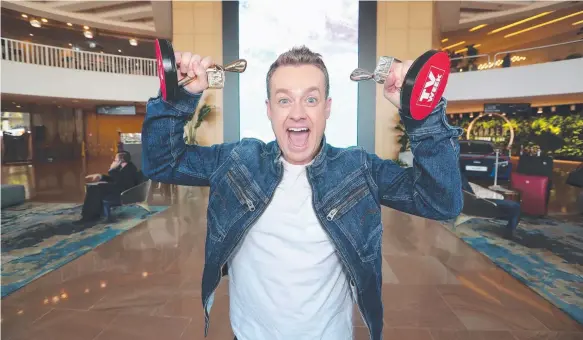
[443,215,583,324]
[1,202,168,297]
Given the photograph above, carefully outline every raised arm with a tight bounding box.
[141,53,237,186]
[367,58,463,220]
[368,98,463,220]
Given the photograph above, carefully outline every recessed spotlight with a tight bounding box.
[118,49,122,53]
[41,18,48,23]
[21,14,28,18]
[129,38,138,46]
[29,33,34,36]
[83,25,89,30]
[67,22,73,26]
[30,19,41,28]
[83,30,93,39]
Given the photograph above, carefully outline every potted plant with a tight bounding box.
[184,104,212,145]
[396,121,413,166]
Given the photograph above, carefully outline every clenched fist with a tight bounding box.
[383,60,413,110]
[174,52,215,94]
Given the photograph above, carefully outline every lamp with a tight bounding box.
[30,19,41,28]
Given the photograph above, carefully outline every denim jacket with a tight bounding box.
[142,88,463,340]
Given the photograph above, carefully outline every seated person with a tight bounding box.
[461,174,521,237]
[78,151,140,222]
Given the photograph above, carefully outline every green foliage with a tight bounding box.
[392,158,409,168]
[462,112,582,159]
[185,104,213,145]
[396,122,410,152]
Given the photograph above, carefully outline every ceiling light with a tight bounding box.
[89,42,96,48]
[441,38,449,43]
[571,104,576,111]
[573,19,583,26]
[67,22,73,26]
[30,19,41,28]
[505,11,583,38]
[21,14,28,18]
[488,11,553,35]
[29,33,34,36]
[41,18,48,23]
[83,25,89,30]
[537,107,543,114]
[129,38,138,46]
[469,24,487,32]
[84,30,93,39]
[118,49,122,53]
[442,41,466,50]
[68,43,72,46]
[16,105,21,108]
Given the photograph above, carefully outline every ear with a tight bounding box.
[325,97,332,120]
[266,99,272,121]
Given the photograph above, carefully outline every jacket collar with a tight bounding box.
[267,135,328,169]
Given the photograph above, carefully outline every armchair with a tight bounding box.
[453,190,513,228]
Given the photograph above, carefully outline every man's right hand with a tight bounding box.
[85,174,102,182]
[174,52,215,94]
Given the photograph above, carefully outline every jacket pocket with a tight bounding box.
[208,165,260,240]
[321,173,382,263]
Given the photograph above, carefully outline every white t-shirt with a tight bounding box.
[228,158,354,340]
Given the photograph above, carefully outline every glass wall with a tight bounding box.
[238,0,359,147]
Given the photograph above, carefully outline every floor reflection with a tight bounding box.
[1,158,582,339]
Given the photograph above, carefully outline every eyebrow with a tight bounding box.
[274,86,321,96]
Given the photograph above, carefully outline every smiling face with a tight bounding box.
[267,64,331,165]
[265,46,331,165]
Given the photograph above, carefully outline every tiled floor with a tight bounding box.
[1,158,582,339]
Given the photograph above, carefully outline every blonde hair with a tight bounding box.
[266,46,330,99]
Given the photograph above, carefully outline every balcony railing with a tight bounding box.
[449,39,583,73]
[1,37,157,76]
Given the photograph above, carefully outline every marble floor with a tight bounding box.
[1,158,582,340]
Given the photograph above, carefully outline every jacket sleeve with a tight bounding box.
[101,168,120,183]
[141,88,237,186]
[367,98,463,220]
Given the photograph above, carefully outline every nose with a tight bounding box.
[289,102,307,121]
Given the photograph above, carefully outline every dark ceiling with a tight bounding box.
[0,7,156,58]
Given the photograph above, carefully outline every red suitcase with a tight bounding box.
[511,172,549,216]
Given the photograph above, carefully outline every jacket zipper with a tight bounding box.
[203,164,283,327]
[227,171,256,211]
[326,186,367,221]
[307,168,372,340]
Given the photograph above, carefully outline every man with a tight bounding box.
[142,46,462,340]
[80,151,140,222]
[461,174,521,238]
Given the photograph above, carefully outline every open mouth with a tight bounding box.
[287,127,310,149]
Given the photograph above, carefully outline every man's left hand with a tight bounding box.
[383,60,413,110]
